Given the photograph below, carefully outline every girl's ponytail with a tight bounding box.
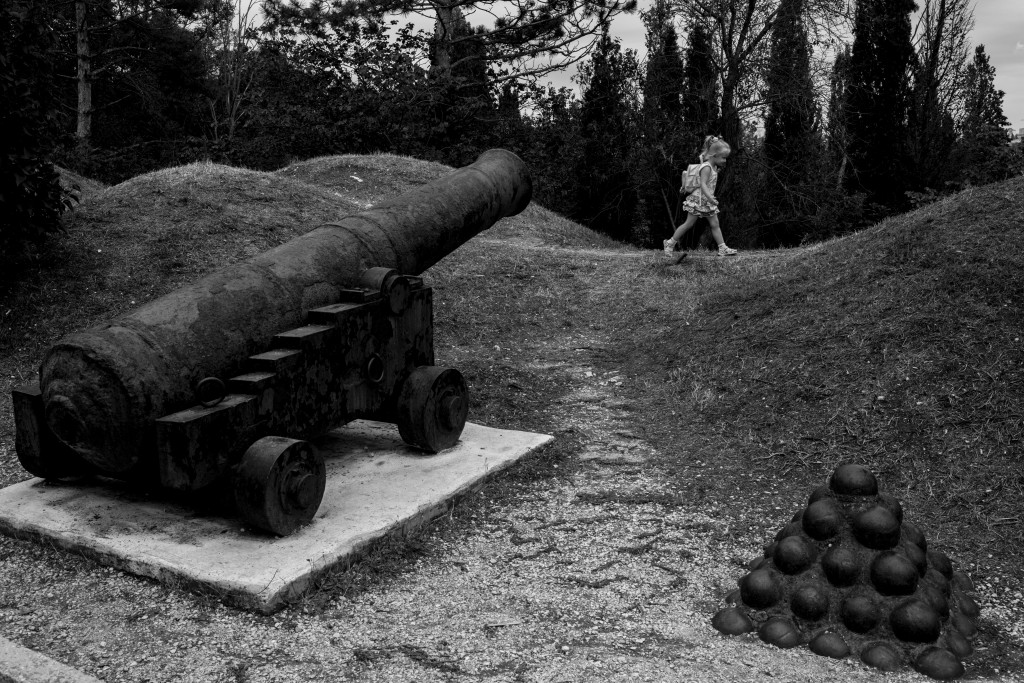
[699,135,719,161]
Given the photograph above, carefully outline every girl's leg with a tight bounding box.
[707,215,725,246]
[708,215,737,254]
[670,214,699,243]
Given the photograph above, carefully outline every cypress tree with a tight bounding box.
[574,30,638,242]
[845,0,916,208]
[675,21,719,249]
[761,0,821,246]
[638,4,685,247]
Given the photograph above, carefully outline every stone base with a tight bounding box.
[0,421,552,613]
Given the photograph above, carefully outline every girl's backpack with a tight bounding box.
[681,163,704,193]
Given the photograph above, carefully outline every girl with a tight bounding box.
[663,136,738,256]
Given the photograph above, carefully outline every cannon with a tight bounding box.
[11,149,532,535]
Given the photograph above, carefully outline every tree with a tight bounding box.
[426,5,494,161]
[1,0,76,268]
[956,44,1018,185]
[206,0,261,147]
[826,45,851,190]
[679,20,719,157]
[673,20,719,249]
[574,30,640,242]
[845,0,916,207]
[637,1,686,246]
[908,0,973,189]
[760,0,823,246]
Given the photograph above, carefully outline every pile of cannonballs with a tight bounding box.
[712,463,981,680]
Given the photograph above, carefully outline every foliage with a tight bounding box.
[283,0,638,84]
[573,31,640,243]
[1,0,76,267]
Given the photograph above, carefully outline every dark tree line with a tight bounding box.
[3,0,1022,266]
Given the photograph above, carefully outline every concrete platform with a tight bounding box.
[0,421,552,613]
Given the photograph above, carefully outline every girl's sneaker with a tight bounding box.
[718,244,737,256]
[663,239,676,254]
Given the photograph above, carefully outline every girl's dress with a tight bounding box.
[681,161,719,217]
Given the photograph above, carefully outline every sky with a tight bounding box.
[543,1,1024,132]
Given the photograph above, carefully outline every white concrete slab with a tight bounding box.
[0,421,552,613]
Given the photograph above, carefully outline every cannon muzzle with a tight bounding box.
[37,149,531,475]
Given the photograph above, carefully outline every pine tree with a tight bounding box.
[760,0,821,246]
[574,30,639,242]
[845,0,916,208]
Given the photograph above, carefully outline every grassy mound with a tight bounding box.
[279,152,624,250]
[629,176,1024,556]
[0,161,362,365]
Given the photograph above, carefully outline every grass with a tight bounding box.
[0,152,1022,674]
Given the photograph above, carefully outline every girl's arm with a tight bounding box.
[699,167,718,205]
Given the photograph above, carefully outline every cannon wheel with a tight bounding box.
[234,436,326,536]
[397,366,469,453]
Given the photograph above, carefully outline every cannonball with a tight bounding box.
[791,509,804,523]
[953,588,980,619]
[919,584,950,619]
[740,569,781,609]
[877,492,904,523]
[757,617,801,649]
[952,570,975,592]
[944,629,973,658]
[774,536,817,575]
[951,611,977,639]
[853,506,901,549]
[748,556,768,571]
[890,599,941,643]
[808,485,833,505]
[860,643,902,671]
[774,520,803,542]
[830,463,879,496]
[924,567,950,595]
[914,647,965,680]
[803,499,843,540]
[763,542,777,558]
[927,549,953,577]
[841,594,881,633]
[725,588,741,605]
[809,631,850,659]
[791,583,830,621]
[870,551,920,595]
[822,546,861,586]
[902,522,927,551]
[904,540,928,576]
[712,606,755,635]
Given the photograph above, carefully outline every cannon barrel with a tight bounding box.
[39,149,531,475]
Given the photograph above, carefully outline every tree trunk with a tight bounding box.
[432,1,456,76]
[75,0,92,144]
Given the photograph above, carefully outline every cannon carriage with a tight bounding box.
[10,149,531,536]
